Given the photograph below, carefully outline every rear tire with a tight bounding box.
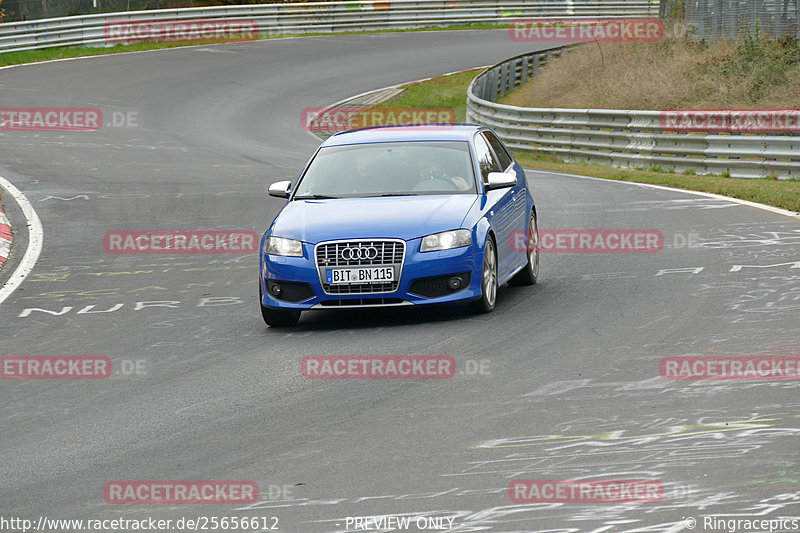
[260,286,301,327]
[509,210,539,286]
[470,236,498,314]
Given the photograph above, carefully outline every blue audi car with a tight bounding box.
[259,124,539,326]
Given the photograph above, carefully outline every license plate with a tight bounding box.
[326,267,394,284]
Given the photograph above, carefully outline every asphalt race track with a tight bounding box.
[1,29,800,532]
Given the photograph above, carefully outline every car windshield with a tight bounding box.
[293,140,477,198]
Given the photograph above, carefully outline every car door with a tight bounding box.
[473,132,520,279]
[483,131,529,268]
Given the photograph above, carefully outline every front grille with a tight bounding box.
[410,273,471,298]
[316,241,405,267]
[316,240,405,295]
[267,280,315,303]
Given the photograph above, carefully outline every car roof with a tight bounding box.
[320,124,485,147]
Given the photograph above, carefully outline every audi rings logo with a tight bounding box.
[341,246,379,261]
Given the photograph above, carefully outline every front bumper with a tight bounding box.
[260,237,483,310]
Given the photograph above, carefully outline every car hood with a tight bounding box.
[270,195,478,243]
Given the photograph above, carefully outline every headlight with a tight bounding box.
[420,229,472,252]
[264,236,303,257]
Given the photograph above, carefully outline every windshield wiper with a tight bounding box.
[293,194,340,199]
[367,193,420,197]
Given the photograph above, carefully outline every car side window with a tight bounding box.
[473,133,501,184]
[483,131,513,170]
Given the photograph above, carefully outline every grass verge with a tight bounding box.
[376,70,800,213]
[500,27,800,109]
[378,68,485,121]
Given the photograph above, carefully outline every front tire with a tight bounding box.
[471,236,498,314]
[509,210,539,286]
[260,286,301,327]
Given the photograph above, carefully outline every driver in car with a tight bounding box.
[418,159,470,191]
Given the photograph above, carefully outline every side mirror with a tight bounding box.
[485,171,517,191]
[268,180,292,199]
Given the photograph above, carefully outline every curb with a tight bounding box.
[0,174,43,306]
[0,204,11,272]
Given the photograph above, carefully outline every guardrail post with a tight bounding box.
[521,55,530,84]
[488,69,499,101]
[498,62,509,98]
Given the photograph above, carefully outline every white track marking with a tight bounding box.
[527,168,800,219]
[0,175,44,305]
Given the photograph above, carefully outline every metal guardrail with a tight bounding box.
[662,0,800,42]
[467,44,800,179]
[0,0,655,54]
